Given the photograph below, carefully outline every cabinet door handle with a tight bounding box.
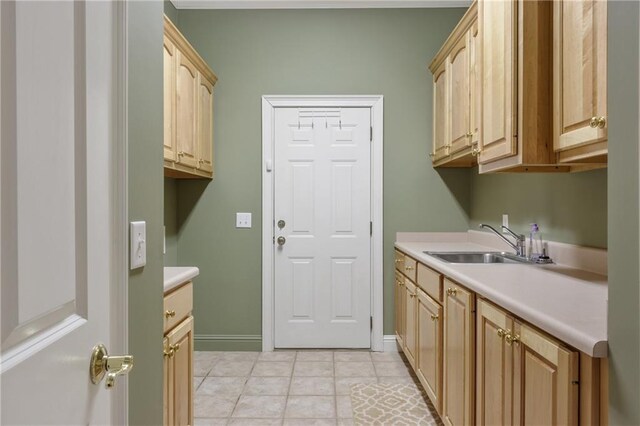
[170,343,181,353]
[505,332,520,346]
[446,288,457,296]
[177,151,185,157]
[165,310,176,318]
[497,328,507,339]
[430,314,439,321]
[590,117,607,129]
[409,293,416,299]
[163,347,174,358]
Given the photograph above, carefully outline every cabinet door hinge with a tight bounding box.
[370,316,373,330]
[370,221,373,236]
[370,126,373,142]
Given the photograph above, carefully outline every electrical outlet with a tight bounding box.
[236,212,252,228]
[502,214,509,232]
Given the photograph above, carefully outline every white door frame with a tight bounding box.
[261,95,384,352]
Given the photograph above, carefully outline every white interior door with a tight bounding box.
[274,107,372,348]
[1,1,125,424]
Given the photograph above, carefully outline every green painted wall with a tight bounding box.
[165,178,179,266]
[608,1,640,424]
[470,169,607,248]
[171,8,470,347]
[164,0,179,23]
[127,1,164,424]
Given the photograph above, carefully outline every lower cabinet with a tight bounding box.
[164,282,194,426]
[443,279,475,426]
[416,289,443,415]
[403,278,418,368]
[393,249,599,425]
[476,299,579,425]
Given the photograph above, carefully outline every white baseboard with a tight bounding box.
[383,335,399,352]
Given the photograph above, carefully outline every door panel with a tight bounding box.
[164,36,176,162]
[448,35,470,155]
[395,271,405,347]
[176,52,198,168]
[417,289,443,414]
[1,1,117,423]
[197,75,214,174]
[274,108,371,348]
[554,0,607,152]
[404,279,417,368]
[432,63,448,161]
[479,0,517,163]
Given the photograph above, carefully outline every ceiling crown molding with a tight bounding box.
[170,0,472,9]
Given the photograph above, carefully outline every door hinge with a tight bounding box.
[370,316,373,330]
[370,126,373,142]
[370,221,373,236]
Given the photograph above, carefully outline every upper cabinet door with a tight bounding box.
[163,36,177,163]
[479,0,517,164]
[197,75,214,175]
[175,51,199,169]
[447,34,471,155]
[553,0,607,161]
[432,61,449,162]
[469,20,480,149]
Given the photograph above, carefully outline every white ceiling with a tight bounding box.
[170,0,472,9]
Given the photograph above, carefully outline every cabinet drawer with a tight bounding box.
[417,263,442,303]
[403,256,417,281]
[394,250,405,273]
[164,281,193,333]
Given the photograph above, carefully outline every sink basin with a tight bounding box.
[423,251,531,264]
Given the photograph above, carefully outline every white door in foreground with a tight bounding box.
[1,1,125,424]
[274,108,372,348]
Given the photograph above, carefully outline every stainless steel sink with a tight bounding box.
[423,251,532,264]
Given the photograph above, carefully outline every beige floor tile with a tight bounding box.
[194,418,228,426]
[370,351,405,362]
[337,419,355,426]
[194,358,217,377]
[218,351,260,362]
[198,377,247,396]
[232,395,287,418]
[333,352,371,362]
[373,361,413,377]
[293,361,334,377]
[194,394,238,418]
[283,419,337,426]
[334,362,375,377]
[195,351,223,363]
[243,377,291,396]
[285,396,336,419]
[289,377,335,396]
[227,418,283,426]
[295,351,333,362]
[336,396,353,419]
[252,361,294,377]
[194,376,205,391]
[377,375,421,386]
[334,377,377,395]
[210,361,255,377]
[258,351,297,362]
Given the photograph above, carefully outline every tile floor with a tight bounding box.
[193,349,426,425]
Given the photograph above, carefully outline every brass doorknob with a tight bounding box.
[90,343,134,389]
[277,236,286,246]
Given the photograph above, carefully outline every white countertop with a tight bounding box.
[395,239,608,357]
[164,266,199,293]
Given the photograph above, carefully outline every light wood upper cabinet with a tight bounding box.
[469,20,480,149]
[404,278,418,369]
[478,0,557,173]
[164,15,217,179]
[476,299,514,426]
[443,279,475,426]
[429,3,478,168]
[163,37,177,163]
[432,62,449,163]
[417,288,443,415]
[553,0,607,164]
[197,76,214,175]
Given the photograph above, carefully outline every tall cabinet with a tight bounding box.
[164,16,218,179]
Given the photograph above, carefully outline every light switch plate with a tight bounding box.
[130,221,146,269]
[236,212,252,228]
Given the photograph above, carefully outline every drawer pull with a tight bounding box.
[405,266,415,271]
[505,332,520,346]
[395,259,404,264]
[446,288,457,296]
[430,314,439,321]
[165,310,176,319]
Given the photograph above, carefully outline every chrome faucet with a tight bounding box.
[479,224,527,258]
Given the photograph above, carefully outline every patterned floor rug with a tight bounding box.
[350,383,443,425]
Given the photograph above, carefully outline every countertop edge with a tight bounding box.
[164,266,200,294]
